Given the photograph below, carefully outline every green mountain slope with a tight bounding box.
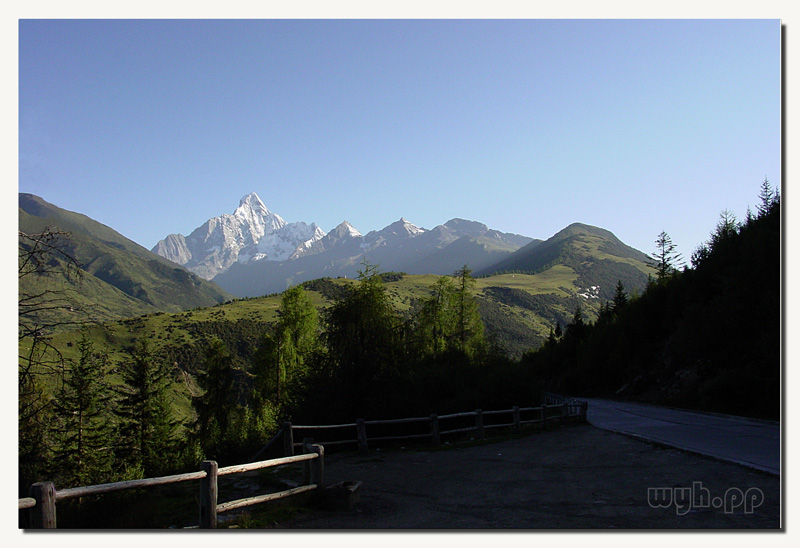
[478,222,653,300]
[39,268,614,387]
[27,263,646,447]
[19,193,233,326]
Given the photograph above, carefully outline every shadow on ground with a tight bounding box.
[266,424,780,529]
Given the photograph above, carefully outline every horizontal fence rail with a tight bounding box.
[22,394,586,528]
[282,398,587,456]
[20,443,324,529]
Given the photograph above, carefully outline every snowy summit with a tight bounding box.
[152,192,324,279]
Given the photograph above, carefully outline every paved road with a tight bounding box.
[279,424,780,529]
[583,398,781,475]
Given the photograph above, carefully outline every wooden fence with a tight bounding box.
[19,441,324,529]
[21,395,587,528]
[282,401,587,455]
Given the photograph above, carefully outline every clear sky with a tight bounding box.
[18,18,780,259]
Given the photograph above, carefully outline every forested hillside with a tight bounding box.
[521,181,781,420]
[19,263,542,523]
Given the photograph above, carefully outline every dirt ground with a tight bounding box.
[272,424,780,529]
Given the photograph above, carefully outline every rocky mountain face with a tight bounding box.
[152,193,325,279]
[152,193,537,297]
[151,193,652,300]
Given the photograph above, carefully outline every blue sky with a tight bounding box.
[18,18,780,258]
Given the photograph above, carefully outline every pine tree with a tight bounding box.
[254,285,318,410]
[554,321,563,340]
[546,327,557,347]
[757,177,776,216]
[452,265,485,357]
[649,231,684,282]
[612,280,628,312]
[19,369,52,494]
[322,262,404,418]
[691,243,711,269]
[50,332,115,487]
[709,209,740,251]
[415,276,459,355]
[193,338,236,457]
[567,304,586,338]
[326,262,401,372]
[115,338,178,476]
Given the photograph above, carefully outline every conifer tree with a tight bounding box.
[325,262,401,374]
[415,276,459,355]
[546,326,556,346]
[757,177,777,216]
[50,332,115,487]
[612,280,628,311]
[452,265,485,357]
[193,338,236,457]
[567,304,586,337]
[709,209,740,251]
[649,231,684,281]
[19,370,52,494]
[254,285,318,410]
[115,338,178,476]
[691,243,710,269]
[322,262,403,418]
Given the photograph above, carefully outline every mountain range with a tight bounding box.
[19,191,655,358]
[20,191,654,337]
[154,192,542,296]
[152,192,652,299]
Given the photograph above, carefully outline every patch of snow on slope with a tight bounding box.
[578,286,601,299]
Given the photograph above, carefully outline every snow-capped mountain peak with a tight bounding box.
[237,192,267,212]
[396,217,425,236]
[234,192,286,240]
[339,221,362,238]
[362,217,426,249]
[152,192,324,279]
[152,194,536,289]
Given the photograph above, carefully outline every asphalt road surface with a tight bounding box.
[582,398,780,475]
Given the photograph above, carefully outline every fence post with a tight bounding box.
[357,419,368,452]
[430,414,441,446]
[562,402,569,423]
[303,437,315,485]
[542,404,549,430]
[475,409,484,440]
[283,421,294,456]
[29,482,56,529]
[582,401,588,422]
[311,444,325,492]
[199,460,218,529]
[513,406,521,433]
